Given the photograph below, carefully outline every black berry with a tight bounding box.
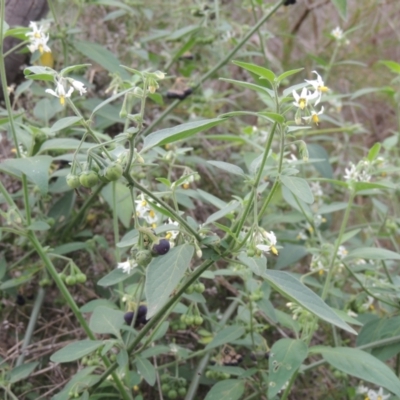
[152,238,170,255]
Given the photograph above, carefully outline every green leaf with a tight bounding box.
[89,306,125,339]
[24,66,57,81]
[331,0,347,20]
[205,201,240,225]
[232,60,275,84]
[167,24,199,41]
[0,156,52,194]
[237,253,266,276]
[50,116,83,133]
[280,175,314,204]
[205,326,246,350]
[344,247,400,262]
[80,299,118,313]
[50,340,103,363]
[263,270,357,334]
[142,118,225,152]
[268,339,308,398]
[354,181,396,192]
[315,346,400,395]
[136,357,156,385]
[356,317,400,361]
[101,182,133,229]
[9,362,39,383]
[276,68,304,83]
[219,79,274,98]
[27,221,50,231]
[207,161,246,176]
[73,41,130,79]
[52,242,88,255]
[379,60,400,75]
[204,379,245,400]
[38,138,94,153]
[308,144,333,179]
[145,244,194,318]
[258,111,285,124]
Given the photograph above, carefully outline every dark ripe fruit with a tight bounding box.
[124,306,149,327]
[284,0,296,5]
[152,238,170,255]
[16,294,25,306]
[124,311,134,326]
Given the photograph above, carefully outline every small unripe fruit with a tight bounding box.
[79,171,99,188]
[161,383,170,394]
[178,387,187,396]
[152,238,170,255]
[167,389,178,399]
[135,250,152,267]
[193,316,203,326]
[66,174,80,189]
[65,276,76,285]
[194,283,205,293]
[104,163,123,181]
[76,273,87,284]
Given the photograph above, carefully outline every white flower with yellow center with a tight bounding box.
[45,81,73,106]
[69,79,87,96]
[302,106,324,125]
[305,71,329,105]
[331,26,344,40]
[117,259,137,274]
[292,87,318,110]
[26,21,51,54]
[255,229,278,255]
[135,193,150,218]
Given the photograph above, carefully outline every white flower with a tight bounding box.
[45,81,73,106]
[293,87,318,110]
[135,194,150,218]
[344,161,371,183]
[305,71,328,105]
[302,106,324,125]
[337,245,348,259]
[144,209,158,226]
[26,21,51,54]
[361,296,374,311]
[69,79,87,95]
[255,229,278,255]
[165,218,179,242]
[331,27,343,40]
[117,259,137,274]
[365,387,390,400]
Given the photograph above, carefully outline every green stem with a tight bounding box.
[16,288,46,366]
[321,190,355,300]
[141,0,285,136]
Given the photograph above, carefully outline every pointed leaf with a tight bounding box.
[9,362,39,383]
[238,253,266,276]
[136,357,156,385]
[232,60,275,84]
[142,118,225,152]
[50,340,103,363]
[50,116,82,133]
[207,161,245,176]
[264,270,356,334]
[344,247,400,261]
[276,68,304,83]
[315,346,400,396]
[145,244,194,318]
[268,339,308,398]
[331,0,347,20]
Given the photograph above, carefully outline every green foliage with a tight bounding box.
[1,0,400,399]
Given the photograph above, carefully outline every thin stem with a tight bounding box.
[16,288,46,366]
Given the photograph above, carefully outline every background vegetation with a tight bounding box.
[1,0,400,399]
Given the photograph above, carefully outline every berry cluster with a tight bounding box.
[160,374,187,399]
[124,305,148,328]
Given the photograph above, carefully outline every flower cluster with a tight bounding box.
[331,26,350,45]
[46,78,87,106]
[135,194,158,228]
[293,71,328,125]
[164,218,180,247]
[26,21,51,54]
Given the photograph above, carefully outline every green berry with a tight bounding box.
[65,276,76,286]
[178,387,187,396]
[161,383,170,394]
[104,163,123,181]
[66,173,81,189]
[185,285,194,294]
[161,374,170,383]
[195,283,205,293]
[79,171,99,188]
[178,377,187,387]
[58,272,66,281]
[178,322,187,330]
[205,370,213,379]
[39,278,51,287]
[135,250,153,267]
[193,316,203,326]
[167,389,178,399]
[185,315,194,325]
[76,273,87,284]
